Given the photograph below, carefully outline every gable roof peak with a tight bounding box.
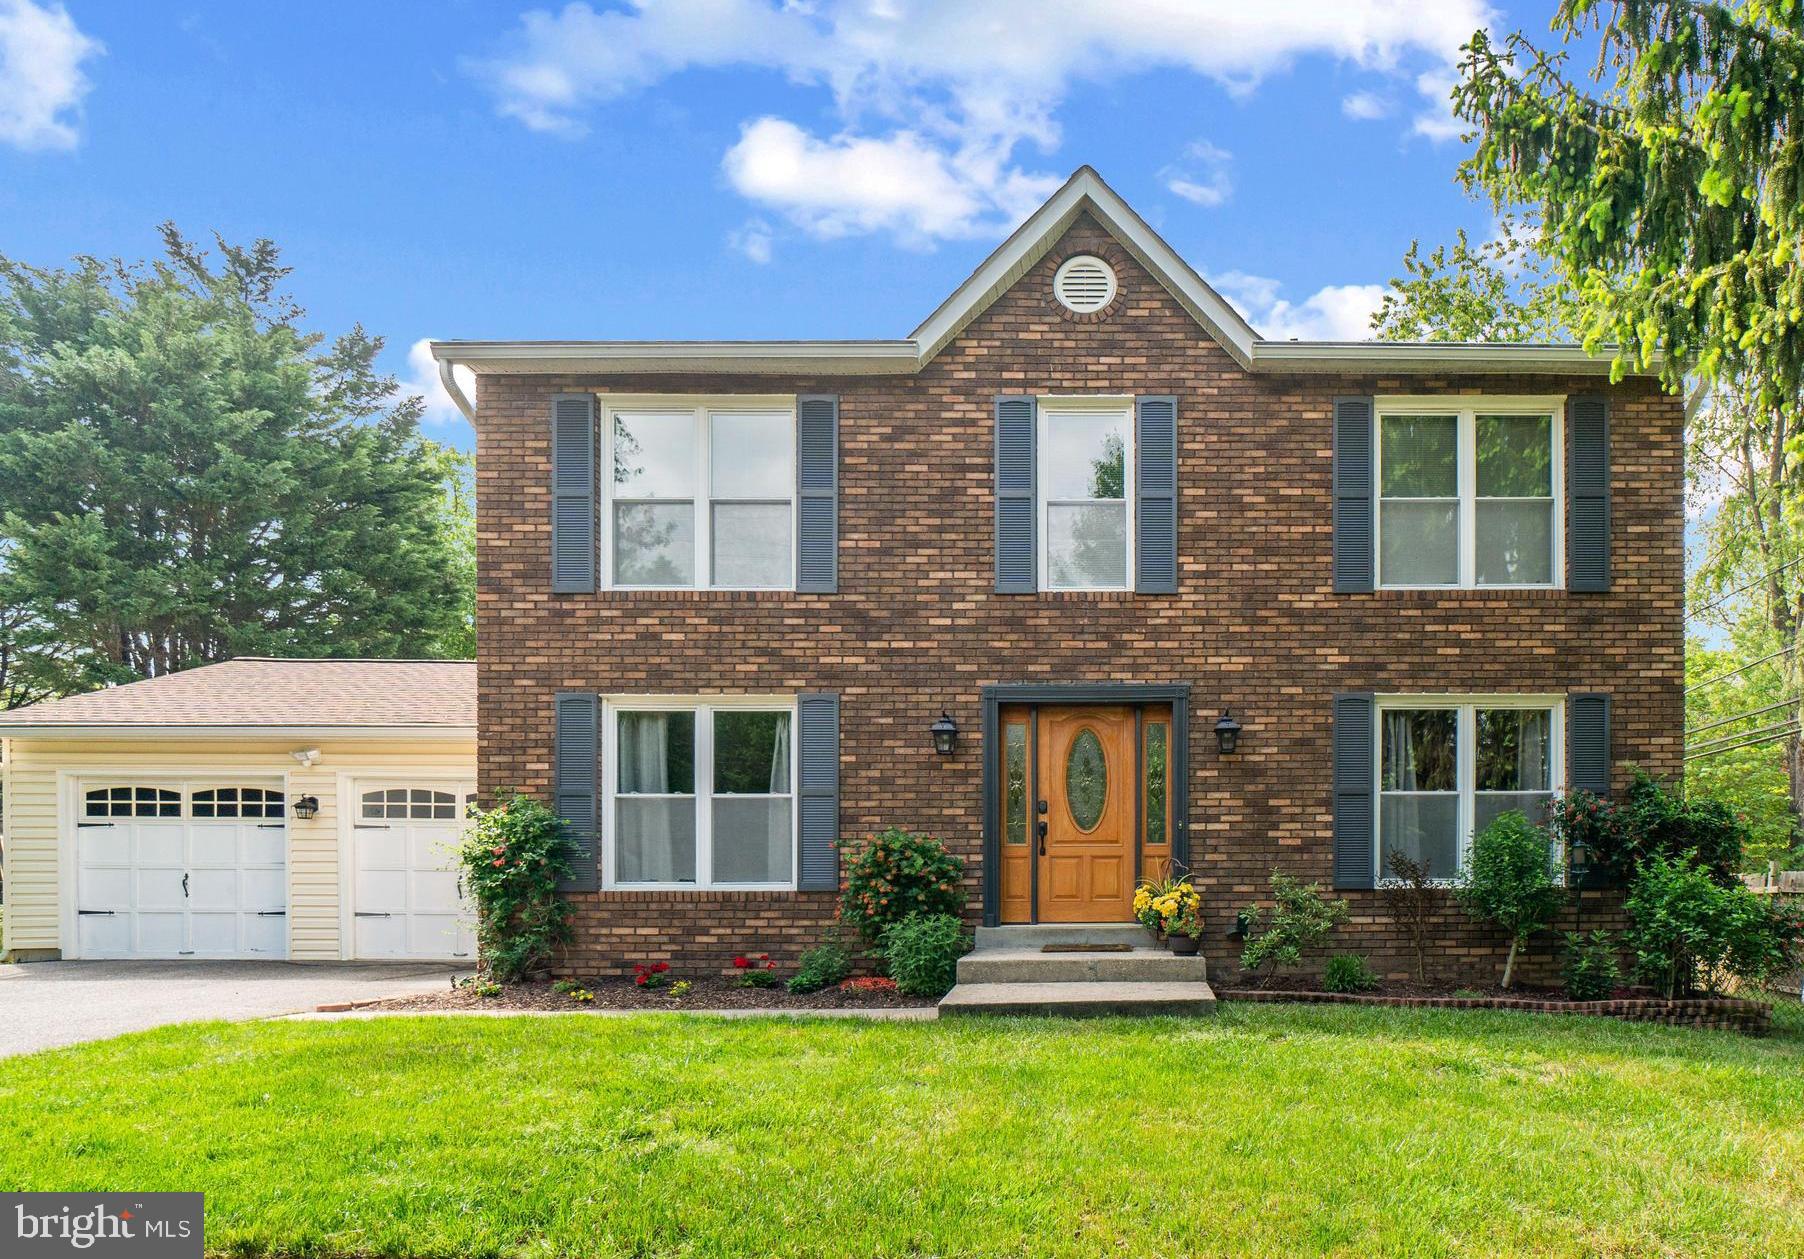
[909,165,1261,368]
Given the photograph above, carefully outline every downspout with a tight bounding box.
[437,356,477,424]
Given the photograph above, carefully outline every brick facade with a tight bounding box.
[475,213,1683,985]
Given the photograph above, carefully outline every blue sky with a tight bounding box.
[1,1,1562,450]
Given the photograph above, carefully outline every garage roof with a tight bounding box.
[0,658,476,735]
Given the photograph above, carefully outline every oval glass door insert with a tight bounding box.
[1065,728,1108,830]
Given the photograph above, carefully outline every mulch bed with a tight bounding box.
[362,977,936,1014]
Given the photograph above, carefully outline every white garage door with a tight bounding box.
[352,783,476,961]
[76,783,288,959]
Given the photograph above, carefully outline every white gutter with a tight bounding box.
[438,357,476,424]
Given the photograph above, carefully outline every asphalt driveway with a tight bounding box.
[0,960,466,1057]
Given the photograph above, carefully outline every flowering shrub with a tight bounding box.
[840,828,965,946]
[565,987,594,1003]
[457,791,573,982]
[1133,876,1202,938]
[838,976,898,994]
[669,980,692,998]
[633,962,671,989]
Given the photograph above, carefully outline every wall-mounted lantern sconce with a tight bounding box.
[291,795,321,821]
[930,710,960,756]
[1213,711,1243,756]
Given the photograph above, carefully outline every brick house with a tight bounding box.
[433,168,1681,985]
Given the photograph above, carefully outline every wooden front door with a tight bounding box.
[998,703,1173,923]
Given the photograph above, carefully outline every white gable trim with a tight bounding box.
[908,166,1260,368]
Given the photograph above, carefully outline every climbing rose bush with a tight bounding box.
[839,828,965,946]
[458,790,573,982]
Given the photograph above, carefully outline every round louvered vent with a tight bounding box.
[1053,254,1118,313]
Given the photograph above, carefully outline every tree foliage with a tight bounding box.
[1457,811,1564,989]
[0,225,471,698]
[1452,1,1804,406]
[1372,216,1583,342]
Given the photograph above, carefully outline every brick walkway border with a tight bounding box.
[1218,988,1772,1034]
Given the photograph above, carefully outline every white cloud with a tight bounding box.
[1411,68,1465,141]
[723,118,1060,245]
[1211,271,1384,341]
[0,0,102,151]
[1341,90,1390,120]
[1161,139,1232,208]
[728,218,774,264]
[472,1,1494,243]
[403,338,476,429]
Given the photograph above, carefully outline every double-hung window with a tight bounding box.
[1377,397,1562,588]
[1377,696,1561,883]
[605,398,795,589]
[1038,397,1134,590]
[607,698,796,888]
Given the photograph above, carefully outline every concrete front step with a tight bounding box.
[939,980,1218,1018]
[974,923,1157,949]
[956,946,1208,985]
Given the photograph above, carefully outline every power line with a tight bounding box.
[1686,647,1794,694]
[1686,696,1800,738]
[1684,722,1801,762]
[1686,717,1801,756]
[1690,555,1804,616]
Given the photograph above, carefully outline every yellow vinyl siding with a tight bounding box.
[0,735,473,960]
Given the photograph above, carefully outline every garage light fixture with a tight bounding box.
[291,795,321,821]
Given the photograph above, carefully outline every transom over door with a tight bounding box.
[351,784,477,960]
[998,705,1174,923]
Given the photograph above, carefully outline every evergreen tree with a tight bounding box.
[0,225,470,698]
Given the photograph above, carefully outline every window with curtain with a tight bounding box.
[1039,400,1133,590]
[1378,700,1561,883]
[607,401,795,589]
[1377,399,1561,588]
[611,703,795,888]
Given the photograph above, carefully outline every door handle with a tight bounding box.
[182,872,189,899]
[1037,819,1048,855]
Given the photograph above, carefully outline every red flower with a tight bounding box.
[653,962,670,973]
[733,955,749,968]
[491,858,505,867]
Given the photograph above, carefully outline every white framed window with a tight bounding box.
[1376,396,1563,588]
[601,396,796,590]
[1037,396,1134,591]
[1376,695,1564,884]
[603,696,797,889]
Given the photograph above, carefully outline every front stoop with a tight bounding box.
[940,924,1216,1018]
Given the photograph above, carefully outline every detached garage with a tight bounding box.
[0,658,476,963]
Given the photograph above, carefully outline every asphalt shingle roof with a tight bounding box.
[0,658,476,729]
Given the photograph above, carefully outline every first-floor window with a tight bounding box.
[1378,698,1558,883]
[610,701,795,887]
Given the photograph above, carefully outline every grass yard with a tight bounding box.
[3,1004,1803,1258]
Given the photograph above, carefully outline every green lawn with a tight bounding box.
[3,1005,1803,1258]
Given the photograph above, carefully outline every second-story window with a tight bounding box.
[606,398,795,589]
[1376,397,1562,589]
[1039,398,1134,591]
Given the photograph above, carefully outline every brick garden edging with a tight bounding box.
[1217,988,1772,1034]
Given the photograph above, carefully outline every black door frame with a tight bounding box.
[980,683,1191,928]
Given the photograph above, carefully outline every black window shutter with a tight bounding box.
[796,394,839,593]
[1568,395,1611,592]
[551,393,597,593]
[1569,693,1613,796]
[1135,395,1179,594]
[1332,692,1376,889]
[554,692,599,891]
[1332,396,1376,593]
[796,693,841,891]
[994,395,1037,593]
